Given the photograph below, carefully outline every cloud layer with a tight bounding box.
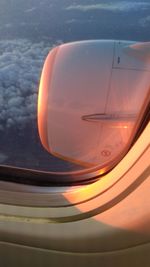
[66,2,150,12]
[139,15,150,27]
[0,39,55,130]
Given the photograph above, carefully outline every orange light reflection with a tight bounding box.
[38,47,59,152]
[62,123,150,234]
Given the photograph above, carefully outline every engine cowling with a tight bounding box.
[38,40,150,168]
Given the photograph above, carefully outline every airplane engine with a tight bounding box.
[38,40,150,168]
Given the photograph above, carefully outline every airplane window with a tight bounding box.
[0,1,149,184]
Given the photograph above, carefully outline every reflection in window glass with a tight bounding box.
[0,1,149,173]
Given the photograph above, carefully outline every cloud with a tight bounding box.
[139,15,150,27]
[66,19,79,24]
[24,7,37,13]
[4,23,13,28]
[0,39,61,131]
[66,18,92,25]
[65,2,150,12]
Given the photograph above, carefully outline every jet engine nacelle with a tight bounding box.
[38,40,150,168]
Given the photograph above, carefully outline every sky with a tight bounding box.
[0,0,150,172]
